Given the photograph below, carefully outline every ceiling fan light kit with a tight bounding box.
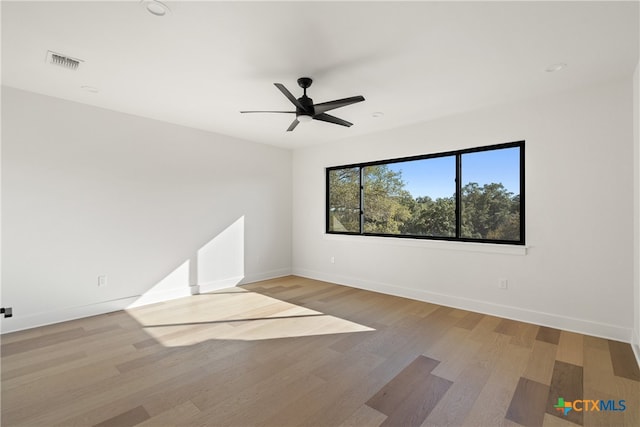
[241,77,365,132]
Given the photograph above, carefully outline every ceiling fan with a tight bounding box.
[241,77,365,132]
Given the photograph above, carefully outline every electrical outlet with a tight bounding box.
[98,275,107,287]
[1,307,13,318]
[330,256,335,264]
[498,279,508,289]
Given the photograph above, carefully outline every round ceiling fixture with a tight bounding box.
[545,63,567,73]
[141,0,170,17]
[297,114,313,123]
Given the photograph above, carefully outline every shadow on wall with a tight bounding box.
[128,216,246,308]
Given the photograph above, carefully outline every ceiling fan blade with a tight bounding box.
[313,96,365,114]
[274,83,305,110]
[240,110,296,114]
[286,119,300,132]
[313,113,353,127]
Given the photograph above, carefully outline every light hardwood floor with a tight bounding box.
[1,276,639,426]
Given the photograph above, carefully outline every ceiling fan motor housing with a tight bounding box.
[297,96,315,117]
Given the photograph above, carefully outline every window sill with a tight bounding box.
[323,233,528,256]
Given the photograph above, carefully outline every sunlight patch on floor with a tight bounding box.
[125,289,374,347]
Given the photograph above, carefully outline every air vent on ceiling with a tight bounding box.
[46,50,83,71]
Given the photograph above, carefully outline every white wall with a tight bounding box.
[3,76,636,342]
[293,77,635,341]
[1,87,292,332]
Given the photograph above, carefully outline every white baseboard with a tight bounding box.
[126,285,200,308]
[0,296,139,334]
[1,268,292,334]
[197,269,292,294]
[241,268,292,285]
[292,268,633,343]
[198,276,245,294]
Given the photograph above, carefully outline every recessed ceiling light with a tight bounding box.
[545,63,567,73]
[372,112,384,118]
[80,85,99,93]
[141,0,170,17]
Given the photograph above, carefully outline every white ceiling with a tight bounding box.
[2,1,638,149]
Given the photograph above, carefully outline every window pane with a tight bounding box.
[326,142,524,245]
[362,164,410,234]
[461,147,521,241]
[328,168,360,233]
[363,156,455,237]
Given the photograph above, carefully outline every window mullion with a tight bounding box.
[455,154,462,239]
[359,167,364,234]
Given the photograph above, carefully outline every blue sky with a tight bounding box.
[387,147,520,199]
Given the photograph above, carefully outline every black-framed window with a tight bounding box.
[326,141,525,245]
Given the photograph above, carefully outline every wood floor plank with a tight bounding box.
[454,311,484,330]
[537,326,561,345]
[313,344,384,382]
[1,276,636,427]
[494,318,520,336]
[329,328,377,353]
[506,377,550,427]
[556,331,584,367]
[2,324,139,371]
[546,361,584,425]
[462,342,530,427]
[2,341,136,392]
[448,308,469,318]
[615,376,640,427]
[366,355,441,415]
[581,387,628,427]
[428,327,483,382]
[187,337,341,424]
[510,322,539,348]
[2,324,123,358]
[132,338,158,350]
[257,352,384,426]
[194,372,326,426]
[583,335,609,350]
[2,364,122,423]
[370,315,432,359]
[467,314,503,343]
[523,340,559,385]
[297,362,394,427]
[425,326,471,362]
[92,405,150,427]
[582,343,622,427]
[1,328,86,356]
[380,373,452,427]
[338,405,387,427]
[135,400,201,427]
[543,412,582,427]
[0,351,87,381]
[608,340,640,381]
[423,333,511,426]
[139,342,276,417]
[43,345,247,426]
